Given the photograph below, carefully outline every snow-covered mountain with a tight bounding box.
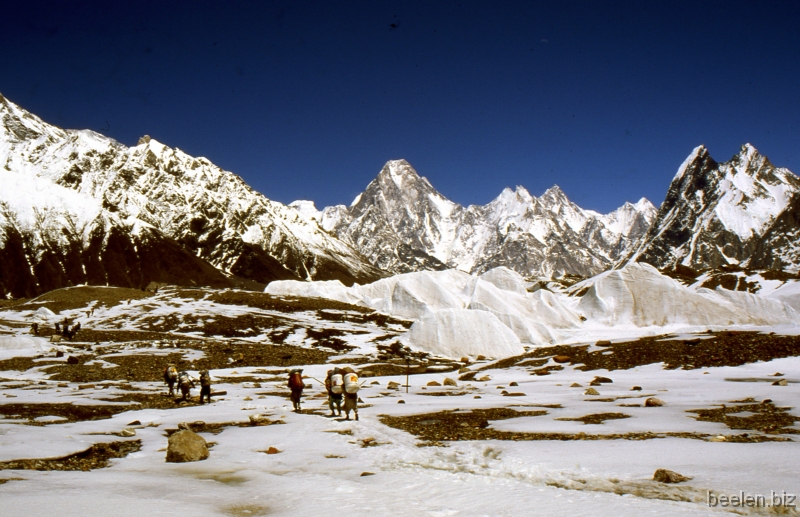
[0,93,385,297]
[309,159,657,278]
[622,144,800,272]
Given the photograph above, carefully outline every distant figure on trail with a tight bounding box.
[287,369,305,412]
[341,367,360,421]
[198,369,212,404]
[177,371,195,401]
[163,364,179,396]
[325,368,343,417]
[55,322,61,334]
[64,322,81,341]
[30,323,39,336]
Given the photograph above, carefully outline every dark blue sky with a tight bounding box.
[2,1,798,212]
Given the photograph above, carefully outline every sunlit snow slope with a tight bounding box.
[0,93,385,297]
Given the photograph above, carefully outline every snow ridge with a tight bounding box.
[0,94,384,297]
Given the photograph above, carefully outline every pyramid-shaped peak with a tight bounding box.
[381,159,418,178]
[540,185,570,203]
[375,159,430,191]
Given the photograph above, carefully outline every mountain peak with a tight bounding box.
[377,159,423,189]
[539,185,570,206]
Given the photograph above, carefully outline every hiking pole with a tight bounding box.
[405,356,410,394]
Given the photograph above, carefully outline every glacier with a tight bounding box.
[266,263,800,359]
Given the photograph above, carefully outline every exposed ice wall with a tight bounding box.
[265,263,800,359]
[576,263,798,327]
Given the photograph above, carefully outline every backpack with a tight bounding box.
[165,366,178,382]
[330,373,343,394]
[343,372,359,394]
[288,371,304,390]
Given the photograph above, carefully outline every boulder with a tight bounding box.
[593,376,613,383]
[166,430,209,463]
[387,381,401,389]
[584,388,600,395]
[570,383,582,388]
[645,397,665,407]
[66,355,79,364]
[772,379,788,386]
[631,386,642,391]
[553,355,571,363]
[653,469,692,483]
[426,381,442,387]
[443,378,457,387]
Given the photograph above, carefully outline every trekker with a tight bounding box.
[163,364,179,396]
[341,368,359,421]
[177,371,195,401]
[325,368,343,417]
[30,322,39,336]
[287,369,305,412]
[198,370,212,404]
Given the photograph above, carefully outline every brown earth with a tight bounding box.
[15,286,152,313]
[380,408,791,444]
[41,341,333,383]
[0,440,141,471]
[479,332,800,372]
[0,402,134,424]
[555,413,632,425]
[688,399,800,434]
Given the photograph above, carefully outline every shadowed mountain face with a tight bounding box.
[0,93,385,297]
[316,160,657,279]
[622,144,800,273]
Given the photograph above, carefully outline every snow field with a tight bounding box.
[1,344,798,516]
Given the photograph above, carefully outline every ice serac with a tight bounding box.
[404,308,525,359]
[576,263,798,327]
[0,94,385,297]
[323,160,657,279]
[622,144,800,271]
[264,279,365,306]
[265,263,799,359]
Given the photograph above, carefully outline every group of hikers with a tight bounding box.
[288,367,360,420]
[163,364,213,404]
[30,318,82,341]
[164,364,361,420]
